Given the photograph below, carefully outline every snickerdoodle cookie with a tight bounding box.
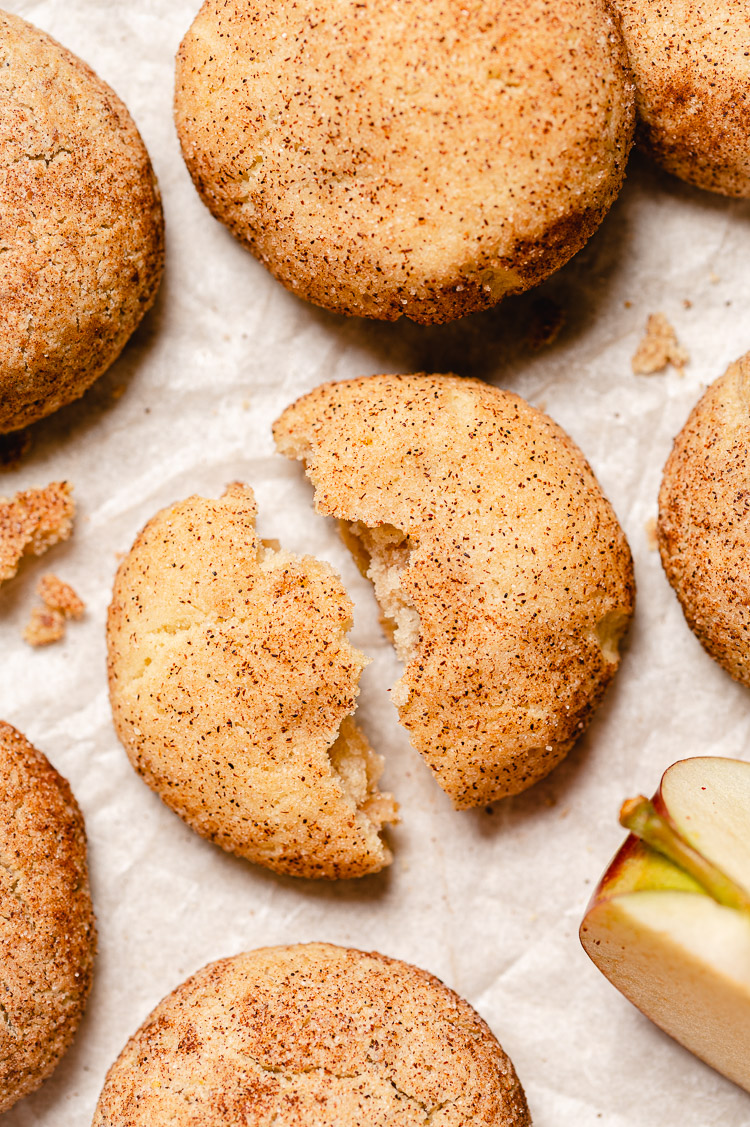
[0,480,74,585]
[274,374,635,808]
[92,943,531,1127]
[175,0,633,323]
[0,10,164,432]
[107,483,396,879]
[659,353,750,683]
[611,0,750,196]
[0,721,95,1113]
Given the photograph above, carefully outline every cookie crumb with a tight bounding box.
[38,573,85,618]
[645,516,658,550]
[632,313,689,376]
[24,606,65,647]
[0,482,74,584]
[24,576,84,648]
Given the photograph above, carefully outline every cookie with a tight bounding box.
[659,352,750,684]
[107,483,397,879]
[174,0,633,323]
[92,942,531,1126]
[0,10,164,432]
[274,374,635,808]
[0,721,96,1113]
[611,0,750,197]
[0,480,74,585]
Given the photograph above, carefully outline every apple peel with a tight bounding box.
[581,756,750,1093]
[619,793,750,914]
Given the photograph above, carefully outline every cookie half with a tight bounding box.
[659,353,750,683]
[92,943,530,1127]
[107,484,396,879]
[0,11,164,432]
[275,374,635,808]
[0,721,96,1113]
[175,0,633,323]
[611,0,750,197]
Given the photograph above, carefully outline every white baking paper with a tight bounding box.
[2,2,750,1123]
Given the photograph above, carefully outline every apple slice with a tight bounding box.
[580,756,750,1092]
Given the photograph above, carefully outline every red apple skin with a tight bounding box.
[582,825,700,915]
[580,764,750,1094]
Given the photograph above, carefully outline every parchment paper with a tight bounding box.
[3,2,750,1123]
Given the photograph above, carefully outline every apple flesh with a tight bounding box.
[580,756,750,1092]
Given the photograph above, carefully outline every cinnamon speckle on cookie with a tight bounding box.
[0,722,95,1113]
[175,0,633,323]
[107,483,397,879]
[93,943,531,1127]
[0,11,164,432]
[275,374,635,808]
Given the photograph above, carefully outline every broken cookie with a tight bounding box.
[275,373,635,808]
[106,483,397,879]
[0,481,74,585]
[23,573,85,647]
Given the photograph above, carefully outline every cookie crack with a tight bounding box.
[8,145,72,169]
[340,519,420,707]
[0,1000,18,1038]
[171,1056,452,1122]
[228,1046,454,1121]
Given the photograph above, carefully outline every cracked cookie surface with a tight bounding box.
[0,721,95,1113]
[175,0,633,323]
[0,10,164,432]
[106,484,396,879]
[275,374,635,808]
[92,943,530,1126]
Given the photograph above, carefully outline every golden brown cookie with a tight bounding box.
[92,943,531,1127]
[174,0,633,324]
[0,480,74,584]
[611,0,750,196]
[274,374,635,808]
[659,353,750,684]
[0,721,96,1112]
[0,10,164,432]
[107,483,397,879]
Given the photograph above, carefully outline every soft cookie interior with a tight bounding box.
[275,373,635,809]
[340,521,420,706]
[107,483,397,879]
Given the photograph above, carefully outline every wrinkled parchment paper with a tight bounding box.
[3,2,750,1123]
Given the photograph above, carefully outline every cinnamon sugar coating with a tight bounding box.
[611,0,750,197]
[175,0,633,323]
[37,573,85,618]
[275,374,635,808]
[0,481,74,584]
[0,11,164,432]
[92,943,530,1127]
[107,484,397,879]
[0,722,95,1112]
[659,353,750,683]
